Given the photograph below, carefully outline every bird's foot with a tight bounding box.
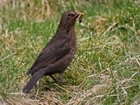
[57,80,67,86]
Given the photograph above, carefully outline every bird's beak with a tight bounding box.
[77,12,84,23]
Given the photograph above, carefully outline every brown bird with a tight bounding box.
[22,10,84,94]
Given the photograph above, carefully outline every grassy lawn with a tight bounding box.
[0,0,140,104]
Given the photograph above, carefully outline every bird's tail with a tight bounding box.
[22,74,40,94]
[22,69,47,93]
[22,65,54,94]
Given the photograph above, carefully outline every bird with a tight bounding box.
[22,10,84,94]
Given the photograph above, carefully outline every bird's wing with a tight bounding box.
[27,39,71,75]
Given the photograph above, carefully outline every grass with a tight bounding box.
[0,0,140,104]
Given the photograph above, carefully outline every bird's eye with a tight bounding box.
[68,14,71,17]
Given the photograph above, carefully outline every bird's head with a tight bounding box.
[59,11,84,28]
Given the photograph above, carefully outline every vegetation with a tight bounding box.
[0,0,140,104]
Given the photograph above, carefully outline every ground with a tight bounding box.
[0,0,140,105]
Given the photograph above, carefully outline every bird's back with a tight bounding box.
[27,26,76,75]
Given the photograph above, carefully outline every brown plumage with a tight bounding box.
[22,11,84,94]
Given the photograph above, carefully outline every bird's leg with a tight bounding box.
[58,72,63,85]
[49,75,57,82]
